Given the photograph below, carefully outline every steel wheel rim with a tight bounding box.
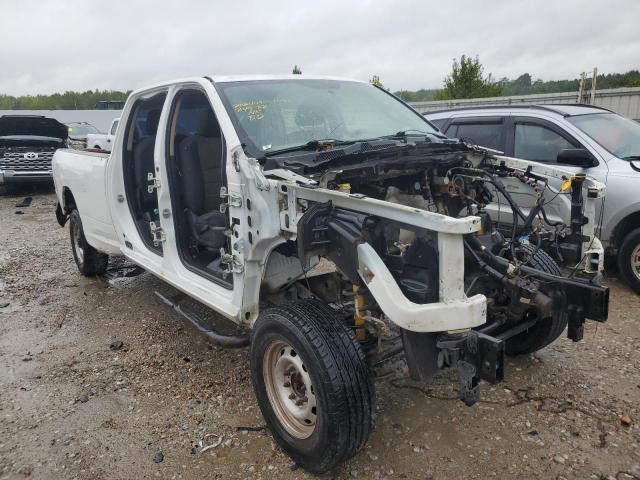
[73,221,84,263]
[263,340,317,439]
[631,244,640,281]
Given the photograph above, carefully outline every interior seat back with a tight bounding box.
[178,134,227,250]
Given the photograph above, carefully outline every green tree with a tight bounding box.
[434,55,502,100]
[292,65,302,74]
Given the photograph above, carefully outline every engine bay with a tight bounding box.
[263,139,609,403]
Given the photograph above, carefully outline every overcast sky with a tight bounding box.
[1,0,639,96]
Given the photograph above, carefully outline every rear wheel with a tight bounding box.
[617,227,640,294]
[69,209,108,276]
[250,299,374,473]
[503,244,568,356]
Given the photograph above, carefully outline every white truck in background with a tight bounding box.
[51,75,609,473]
[86,117,119,151]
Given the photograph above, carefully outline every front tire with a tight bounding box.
[503,244,568,356]
[250,299,374,474]
[69,209,108,276]
[617,227,640,294]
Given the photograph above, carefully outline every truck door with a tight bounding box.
[107,118,119,149]
[149,83,241,321]
[119,92,167,256]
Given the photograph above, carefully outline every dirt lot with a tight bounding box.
[0,188,638,480]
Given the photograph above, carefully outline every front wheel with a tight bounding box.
[617,227,640,294]
[250,299,374,474]
[502,244,568,355]
[69,209,108,276]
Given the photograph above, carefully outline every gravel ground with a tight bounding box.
[0,188,639,480]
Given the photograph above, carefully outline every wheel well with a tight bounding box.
[62,187,77,214]
[611,211,640,251]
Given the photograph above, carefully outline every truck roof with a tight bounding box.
[208,74,367,84]
[127,75,370,99]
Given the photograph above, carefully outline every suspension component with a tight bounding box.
[353,285,366,341]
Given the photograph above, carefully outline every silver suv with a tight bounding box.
[425,105,640,292]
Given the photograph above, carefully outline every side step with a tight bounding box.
[154,291,250,348]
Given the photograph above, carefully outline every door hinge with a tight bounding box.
[147,172,161,193]
[219,186,242,213]
[149,221,165,246]
[220,248,244,277]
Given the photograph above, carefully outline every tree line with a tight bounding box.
[2,59,639,109]
[0,89,130,110]
[394,56,640,102]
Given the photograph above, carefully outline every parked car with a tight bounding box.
[0,114,68,187]
[66,121,100,149]
[425,105,640,292]
[86,117,119,151]
[52,76,608,473]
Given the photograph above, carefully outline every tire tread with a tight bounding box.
[251,299,373,473]
[506,245,567,355]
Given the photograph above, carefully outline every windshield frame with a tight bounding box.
[214,79,438,159]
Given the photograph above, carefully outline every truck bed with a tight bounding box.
[52,148,121,255]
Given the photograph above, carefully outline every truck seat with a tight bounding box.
[178,134,227,250]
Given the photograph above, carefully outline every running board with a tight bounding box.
[154,291,250,348]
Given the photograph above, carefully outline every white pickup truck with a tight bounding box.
[86,117,119,151]
[52,75,609,473]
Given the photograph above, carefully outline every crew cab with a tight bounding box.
[86,117,119,151]
[426,105,640,292]
[0,115,68,187]
[52,76,609,473]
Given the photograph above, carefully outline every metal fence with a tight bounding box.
[409,87,640,120]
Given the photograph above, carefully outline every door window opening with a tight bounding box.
[122,92,167,255]
[166,89,231,287]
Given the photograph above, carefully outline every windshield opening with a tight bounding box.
[68,124,100,136]
[567,112,640,159]
[215,79,437,157]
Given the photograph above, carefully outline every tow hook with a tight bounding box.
[437,331,505,406]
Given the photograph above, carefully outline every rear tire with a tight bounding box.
[617,227,640,294]
[250,299,374,473]
[504,244,568,356]
[69,209,108,276]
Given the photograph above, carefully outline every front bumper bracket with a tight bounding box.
[437,330,505,406]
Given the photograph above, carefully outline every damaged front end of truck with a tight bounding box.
[264,136,609,406]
